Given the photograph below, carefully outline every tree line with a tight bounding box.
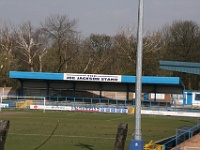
[0,14,200,90]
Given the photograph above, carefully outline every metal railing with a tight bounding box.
[1,94,200,112]
[163,124,200,150]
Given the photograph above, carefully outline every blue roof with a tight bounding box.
[9,71,182,85]
[160,60,200,75]
[121,76,181,84]
[9,71,63,80]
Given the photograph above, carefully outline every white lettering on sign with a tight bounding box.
[30,105,72,111]
[64,73,121,82]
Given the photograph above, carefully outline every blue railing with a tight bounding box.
[1,94,200,112]
[163,123,200,150]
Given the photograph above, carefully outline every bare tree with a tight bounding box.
[162,20,200,61]
[114,27,163,75]
[41,14,79,73]
[115,27,137,64]
[161,20,200,89]
[142,30,163,75]
[78,34,114,74]
[14,21,46,72]
[34,29,48,72]
[0,22,17,86]
[113,27,137,75]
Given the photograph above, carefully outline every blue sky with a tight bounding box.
[1,0,200,37]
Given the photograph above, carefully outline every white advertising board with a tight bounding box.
[30,105,72,111]
[72,107,99,112]
[64,73,121,82]
[141,110,200,117]
[99,108,128,114]
[0,103,9,108]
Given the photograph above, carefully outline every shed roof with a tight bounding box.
[160,60,200,75]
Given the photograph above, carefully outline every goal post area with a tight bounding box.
[0,95,45,111]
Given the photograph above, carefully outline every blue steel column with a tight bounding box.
[72,82,75,97]
[126,84,129,100]
[129,0,144,149]
[20,80,23,96]
[46,81,49,99]
[99,83,102,103]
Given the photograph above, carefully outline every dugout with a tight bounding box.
[9,71,185,104]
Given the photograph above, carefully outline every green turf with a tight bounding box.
[0,109,197,150]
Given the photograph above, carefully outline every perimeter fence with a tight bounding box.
[1,94,200,113]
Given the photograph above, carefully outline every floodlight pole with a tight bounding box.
[134,0,143,141]
[129,0,144,149]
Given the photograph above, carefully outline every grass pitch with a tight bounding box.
[0,109,197,150]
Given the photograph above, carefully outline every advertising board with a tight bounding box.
[0,103,9,108]
[72,106,99,112]
[99,108,128,114]
[64,73,121,82]
[30,105,72,111]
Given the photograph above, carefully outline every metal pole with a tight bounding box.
[134,0,144,141]
[129,0,144,149]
